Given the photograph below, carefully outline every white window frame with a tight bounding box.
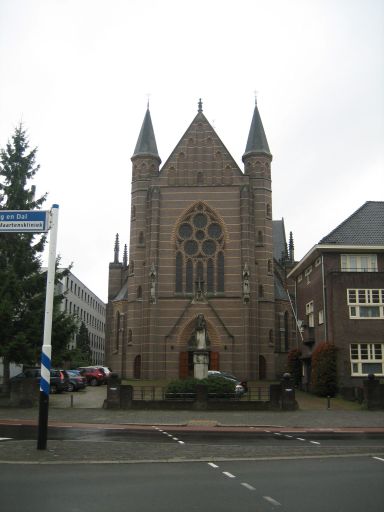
[347,289,384,319]
[306,300,314,327]
[341,254,378,272]
[350,343,384,376]
[318,309,324,325]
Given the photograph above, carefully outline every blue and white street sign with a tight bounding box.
[0,210,49,232]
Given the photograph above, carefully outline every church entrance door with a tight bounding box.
[179,351,220,378]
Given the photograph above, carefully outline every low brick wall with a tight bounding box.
[104,376,297,411]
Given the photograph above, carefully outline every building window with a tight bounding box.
[306,300,314,327]
[318,309,324,325]
[175,202,225,294]
[258,285,264,298]
[341,254,378,272]
[266,204,271,218]
[350,343,384,376]
[267,259,272,274]
[137,286,142,299]
[138,231,144,245]
[284,311,289,352]
[347,289,384,319]
[176,252,183,292]
[257,230,263,245]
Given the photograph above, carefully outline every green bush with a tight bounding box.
[166,376,234,395]
[287,349,302,386]
[311,342,338,397]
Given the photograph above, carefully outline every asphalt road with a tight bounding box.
[1,457,383,512]
[1,422,384,462]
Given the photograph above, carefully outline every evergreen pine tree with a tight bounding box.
[0,125,77,391]
[0,125,47,391]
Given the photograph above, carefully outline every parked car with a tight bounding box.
[66,370,87,392]
[77,366,106,386]
[10,368,69,394]
[97,366,112,378]
[207,370,247,396]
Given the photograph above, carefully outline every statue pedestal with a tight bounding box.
[193,351,209,380]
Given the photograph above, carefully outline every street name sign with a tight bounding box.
[0,210,49,233]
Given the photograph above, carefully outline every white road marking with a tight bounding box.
[172,437,179,441]
[177,441,185,445]
[285,435,293,438]
[297,438,306,441]
[373,456,384,463]
[310,441,321,445]
[223,472,236,478]
[274,432,282,436]
[241,482,255,491]
[0,438,12,441]
[208,463,219,468]
[263,496,282,506]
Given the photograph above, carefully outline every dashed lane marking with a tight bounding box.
[223,471,236,478]
[310,441,321,445]
[296,438,306,441]
[208,463,219,468]
[373,456,384,463]
[0,438,12,441]
[263,496,282,507]
[241,482,255,491]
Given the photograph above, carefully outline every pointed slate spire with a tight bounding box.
[242,100,271,160]
[289,231,295,263]
[123,244,128,268]
[114,233,120,264]
[132,107,161,163]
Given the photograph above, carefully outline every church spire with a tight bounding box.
[242,101,271,160]
[114,233,120,264]
[132,107,161,163]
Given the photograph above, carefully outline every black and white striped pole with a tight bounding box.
[37,204,59,450]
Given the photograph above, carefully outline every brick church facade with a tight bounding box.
[105,100,295,381]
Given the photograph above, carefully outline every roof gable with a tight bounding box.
[160,111,242,180]
[320,201,384,246]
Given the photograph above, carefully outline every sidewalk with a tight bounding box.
[0,387,383,429]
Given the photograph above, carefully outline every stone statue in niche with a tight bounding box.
[149,263,156,304]
[243,263,250,303]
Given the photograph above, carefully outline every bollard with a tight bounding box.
[70,394,74,408]
[327,396,331,409]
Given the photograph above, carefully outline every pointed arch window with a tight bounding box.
[176,252,183,293]
[137,286,142,299]
[174,202,226,294]
[186,260,193,293]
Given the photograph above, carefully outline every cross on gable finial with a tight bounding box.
[198,98,203,113]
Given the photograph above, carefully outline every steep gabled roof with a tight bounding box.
[273,219,288,262]
[160,107,242,177]
[320,201,384,245]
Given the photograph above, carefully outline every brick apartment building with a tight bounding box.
[288,201,384,390]
[105,101,295,381]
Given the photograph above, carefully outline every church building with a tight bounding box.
[105,100,295,381]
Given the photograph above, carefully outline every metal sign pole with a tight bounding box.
[37,204,59,450]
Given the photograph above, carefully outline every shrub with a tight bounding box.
[311,342,338,397]
[287,349,302,386]
[166,376,234,395]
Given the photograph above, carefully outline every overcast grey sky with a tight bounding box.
[1,0,383,302]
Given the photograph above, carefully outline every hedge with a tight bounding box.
[311,342,338,397]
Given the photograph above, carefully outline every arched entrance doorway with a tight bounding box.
[179,350,220,378]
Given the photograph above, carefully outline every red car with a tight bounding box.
[77,366,106,386]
